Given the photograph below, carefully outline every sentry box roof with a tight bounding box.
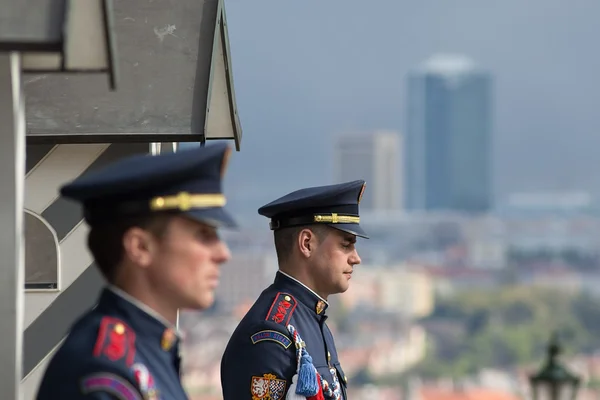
[22,0,243,150]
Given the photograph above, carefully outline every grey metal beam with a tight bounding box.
[0,51,26,400]
[40,143,149,241]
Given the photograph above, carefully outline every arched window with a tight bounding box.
[24,210,60,291]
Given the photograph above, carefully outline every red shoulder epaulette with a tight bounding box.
[93,317,136,367]
[265,292,297,326]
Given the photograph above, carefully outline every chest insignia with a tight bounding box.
[286,324,343,400]
[132,363,159,400]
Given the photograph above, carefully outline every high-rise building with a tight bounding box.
[406,54,492,213]
[334,130,402,211]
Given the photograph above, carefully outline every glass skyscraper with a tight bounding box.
[406,54,492,213]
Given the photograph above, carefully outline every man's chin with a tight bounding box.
[335,282,350,294]
[183,293,215,311]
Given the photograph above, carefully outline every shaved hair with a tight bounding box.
[273,225,330,263]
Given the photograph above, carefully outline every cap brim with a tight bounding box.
[185,207,237,229]
[329,223,369,239]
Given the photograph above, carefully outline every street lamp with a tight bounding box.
[529,333,581,400]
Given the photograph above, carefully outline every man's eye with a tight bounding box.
[197,229,217,241]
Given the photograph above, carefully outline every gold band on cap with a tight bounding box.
[313,213,360,224]
[150,192,226,212]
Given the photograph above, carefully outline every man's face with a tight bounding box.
[146,216,231,310]
[310,227,361,297]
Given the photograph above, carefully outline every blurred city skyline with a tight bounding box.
[217,0,600,222]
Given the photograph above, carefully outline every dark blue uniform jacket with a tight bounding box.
[221,271,348,399]
[36,287,187,400]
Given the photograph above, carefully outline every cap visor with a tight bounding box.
[329,223,369,239]
[185,207,238,229]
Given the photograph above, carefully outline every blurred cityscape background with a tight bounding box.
[179,1,600,399]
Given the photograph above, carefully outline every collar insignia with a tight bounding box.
[161,328,176,351]
[316,300,326,315]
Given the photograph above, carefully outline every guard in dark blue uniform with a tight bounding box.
[36,143,236,400]
[221,180,368,400]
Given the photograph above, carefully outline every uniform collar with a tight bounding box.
[98,286,181,353]
[275,271,329,316]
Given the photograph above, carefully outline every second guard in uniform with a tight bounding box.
[221,180,368,400]
[36,143,235,400]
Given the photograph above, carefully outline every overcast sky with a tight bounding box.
[219,0,600,219]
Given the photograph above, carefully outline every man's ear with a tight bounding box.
[122,227,156,268]
[298,228,317,259]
